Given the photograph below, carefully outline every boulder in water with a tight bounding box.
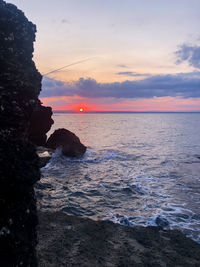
[46,128,87,157]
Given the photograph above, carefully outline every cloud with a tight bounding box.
[175,44,200,68]
[117,71,151,77]
[41,71,200,99]
[117,64,128,68]
[47,99,68,106]
[61,19,70,24]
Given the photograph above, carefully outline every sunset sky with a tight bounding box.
[8,0,200,111]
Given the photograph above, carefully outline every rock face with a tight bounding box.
[0,1,41,136]
[37,146,54,168]
[46,128,87,157]
[0,1,41,265]
[28,104,54,146]
[0,139,40,266]
[37,211,200,267]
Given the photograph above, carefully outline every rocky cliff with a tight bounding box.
[28,104,54,146]
[0,1,41,265]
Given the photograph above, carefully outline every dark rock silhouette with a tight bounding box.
[28,103,54,146]
[0,2,41,137]
[155,216,169,228]
[46,128,87,157]
[0,1,41,265]
[0,139,40,266]
[37,146,53,168]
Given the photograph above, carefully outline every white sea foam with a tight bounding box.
[42,148,128,167]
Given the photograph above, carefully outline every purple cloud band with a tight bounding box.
[40,71,200,99]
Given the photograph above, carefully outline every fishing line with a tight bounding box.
[43,58,94,76]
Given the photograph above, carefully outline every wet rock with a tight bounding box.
[37,211,200,267]
[46,128,87,157]
[38,156,51,168]
[155,216,169,228]
[37,146,53,168]
[28,104,54,146]
[0,0,41,265]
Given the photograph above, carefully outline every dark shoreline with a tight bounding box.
[37,211,200,267]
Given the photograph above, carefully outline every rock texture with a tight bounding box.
[37,146,53,168]
[28,103,54,146]
[37,211,200,267]
[46,128,87,157]
[0,1,41,137]
[0,1,41,265]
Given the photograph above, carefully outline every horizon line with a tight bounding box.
[52,110,200,113]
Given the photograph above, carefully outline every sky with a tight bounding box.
[8,0,200,111]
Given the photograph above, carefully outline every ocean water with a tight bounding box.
[36,113,200,242]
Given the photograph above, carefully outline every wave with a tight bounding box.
[39,145,200,244]
[102,200,199,242]
[41,148,132,170]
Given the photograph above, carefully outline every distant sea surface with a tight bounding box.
[37,113,200,242]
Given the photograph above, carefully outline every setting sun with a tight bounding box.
[79,107,84,112]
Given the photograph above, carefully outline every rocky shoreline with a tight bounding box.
[36,148,200,266]
[37,211,200,267]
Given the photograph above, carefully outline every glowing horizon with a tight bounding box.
[40,96,200,112]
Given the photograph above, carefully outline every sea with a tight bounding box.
[36,112,200,243]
